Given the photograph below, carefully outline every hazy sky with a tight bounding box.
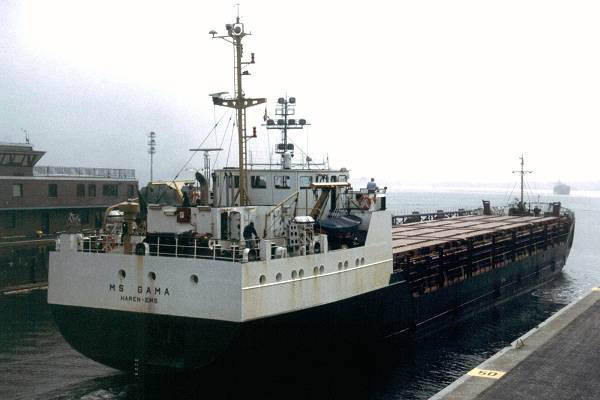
[1,1,599,187]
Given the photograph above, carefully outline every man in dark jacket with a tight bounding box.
[243,221,259,249]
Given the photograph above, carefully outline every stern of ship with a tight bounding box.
[48,240,244,372]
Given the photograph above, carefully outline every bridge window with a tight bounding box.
[251,175,267,189]
[299,176,312,189]
[88,184,96,197]
[274,175,290,189]
[316,175,328,183]
[339,175,348,182]
[77,184,85,197]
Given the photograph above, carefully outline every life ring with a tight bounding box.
[103,234,117,252]
[360,196,374,210]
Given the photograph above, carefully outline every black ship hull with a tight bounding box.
[51,242,570,373]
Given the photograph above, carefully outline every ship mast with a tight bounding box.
[210,15,265,205]
[264,97,310,169]
[512,154,532,208]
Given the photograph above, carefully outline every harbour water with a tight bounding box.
[1,189,598,400]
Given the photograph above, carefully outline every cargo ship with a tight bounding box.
[553,181,571,195]
[48,16,575,373]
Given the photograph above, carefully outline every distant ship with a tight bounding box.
[48,16,575,373]
[554,182,571,195]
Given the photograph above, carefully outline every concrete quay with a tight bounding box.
[431,287,600,400]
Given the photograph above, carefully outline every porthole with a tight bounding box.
[361,257,365,265]
[344,261,348,269]
[276,273,282,282]
[313,266,319,276]
[259,275,266,285]
[338,262,343,271]
[118,269,126,279]
[148,271,156,281]
[319,265,325,274]
[355,258,359,267]
[190,274,199,285]
[299,269,304,278]
[291,270,297,279]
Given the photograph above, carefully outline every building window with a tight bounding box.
[12,184,23,198]
[88,184,96,197]
[127,185,135,198]
[79,210,90,225]
[1,211,17,229]
[103,184,119,197]
[250,176,267,189]
[274,175,291,189]
[299,176,312,189]
[76,184,85,197]
[48,183,58,198]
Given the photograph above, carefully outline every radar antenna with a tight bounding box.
[263,96,310,169]
[209,15,266,206]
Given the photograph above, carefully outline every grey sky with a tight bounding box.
[1,1,599,187]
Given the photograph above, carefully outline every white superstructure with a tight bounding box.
[48,14,392,342]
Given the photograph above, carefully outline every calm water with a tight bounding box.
[1,189,598,400]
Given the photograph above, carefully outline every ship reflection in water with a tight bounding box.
[0,281,569,400]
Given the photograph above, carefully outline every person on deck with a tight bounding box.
[367,178,378,194]
[182,191,191,207]
[243,222,259,249]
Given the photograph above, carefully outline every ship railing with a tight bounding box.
[394,229,572,296]
[392,209,478,225]
[33,165,136,180]
[77,235,259,262]
[345,189,386,211]
[0,233,55,242]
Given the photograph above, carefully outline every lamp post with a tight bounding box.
[148,131,156,182]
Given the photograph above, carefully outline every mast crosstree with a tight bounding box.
[512,154,532,208]
[210,16,266,206]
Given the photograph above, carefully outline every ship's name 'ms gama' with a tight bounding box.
[109,284,171,296]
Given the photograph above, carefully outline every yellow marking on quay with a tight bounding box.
[467,368,506,379]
